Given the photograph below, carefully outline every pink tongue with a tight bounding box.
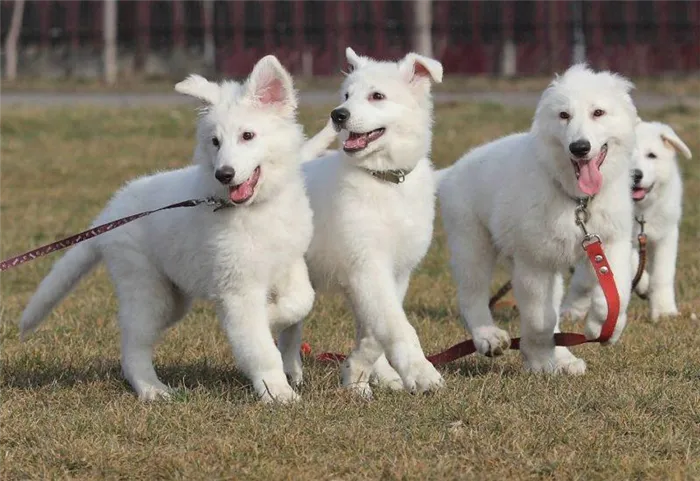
[577,160,603,196]
[632,188,646,200]
[343,134,368,150]
[229,169,259,203]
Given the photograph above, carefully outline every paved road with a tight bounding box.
[1,90,697,110]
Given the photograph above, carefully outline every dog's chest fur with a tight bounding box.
[490,179,632,270]
[633,182,681,243]
[305,157,435,289]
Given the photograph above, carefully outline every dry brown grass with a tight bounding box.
[2,101,700,480]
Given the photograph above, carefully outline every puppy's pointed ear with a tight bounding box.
[660,124,692,159]
[175,74,221,105]
[345,47,368,72]
[245,55,297,116]
[399,53,443,90]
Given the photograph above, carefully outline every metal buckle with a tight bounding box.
[581,234,602,249]
[204,197,233,212]
[371,169,406,184]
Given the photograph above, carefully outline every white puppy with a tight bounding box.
[438,64,638,374]
[283,48,445,397]
[564,120,692,321]
[19,56,319,403]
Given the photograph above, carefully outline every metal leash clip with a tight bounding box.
[204,197,234,212]
[575,197,601,248]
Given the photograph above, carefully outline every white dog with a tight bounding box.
[563,120,692,321]
[19,56,325,403]
[282,48,445,397]
[437,64,638,374]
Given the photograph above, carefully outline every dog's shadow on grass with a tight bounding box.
[0,356,252,396]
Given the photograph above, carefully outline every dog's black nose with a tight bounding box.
[215,166,235,185]
[331,107,350,125]
[632,169,643,184]
[569,140,591,157]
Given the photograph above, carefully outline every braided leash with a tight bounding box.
[0,197,231,272]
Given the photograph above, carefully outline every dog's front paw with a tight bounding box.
[472,326,511,357]
[254,373,300,404]
[560,305,588,323]
[370,355,404,391]
[341,361,374,399]
[524,346,586,375]
[388,346,444,394]
[651,307,679,322]
[136,383,173,402]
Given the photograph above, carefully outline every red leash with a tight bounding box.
[307,199,621,367]
[0,197,231,272]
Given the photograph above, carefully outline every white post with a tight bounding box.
[4,0,26,81]
[103,0,117,85]
[413,0,432,57]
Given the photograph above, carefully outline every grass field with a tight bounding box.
[1,99,699,480]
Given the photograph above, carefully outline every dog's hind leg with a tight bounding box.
[514,258,586,375]
[647,228,679,320]
[274,258,315,388]
[111,264,183,401]
[560,259,594,322]
[447,219,510,357]
[277,321,304,388]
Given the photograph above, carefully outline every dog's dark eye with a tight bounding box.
[370,92,386,101]
[559,112,570,120]
[212,137,220,148]
[593,109,606,118]
[241,131,255,141]
[344,92,349,100]
[647,152,657,159]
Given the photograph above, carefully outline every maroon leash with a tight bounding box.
[0,197,230,272]
[307,198,622,366]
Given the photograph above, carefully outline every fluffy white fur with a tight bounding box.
[564,120,692,321]
[437,64,638,374]
[19,56,328,403]
[282,48,445,397]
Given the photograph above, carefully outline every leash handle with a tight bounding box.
[0,198,227,272]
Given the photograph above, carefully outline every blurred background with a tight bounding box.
[1,0,699,86]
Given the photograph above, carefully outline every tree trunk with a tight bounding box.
[103,0,117,85]
[202,0,215,69]
[4,0,26,81]
[413,0,432,58]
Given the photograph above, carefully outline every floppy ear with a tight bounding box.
[245,55,297,116]
[399,53,443,89]
[345,47,368,72]
[175,74,221,105]
[660,124,692,159]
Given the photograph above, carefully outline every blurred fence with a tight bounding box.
[1,0,699,80]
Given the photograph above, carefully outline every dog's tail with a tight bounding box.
[433,166,453,185]
[19,241,101,337]
[301,120,337,162]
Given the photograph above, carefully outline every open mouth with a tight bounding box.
[632,182,654,202]
[228,166,261,204]
[343,128,385,153]
[571,143,608,196]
